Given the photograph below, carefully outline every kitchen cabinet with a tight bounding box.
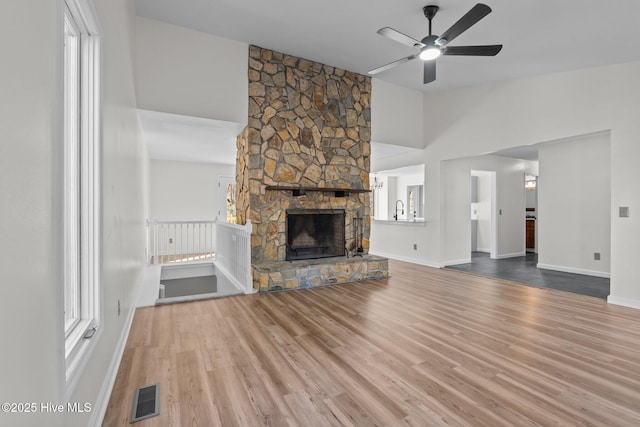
[526,220,535,249]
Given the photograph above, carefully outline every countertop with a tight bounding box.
[373,219,426,227]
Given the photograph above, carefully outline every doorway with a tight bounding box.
[470,170,497,259]
[525,174,538,253]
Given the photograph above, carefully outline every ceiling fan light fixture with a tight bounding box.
[419,47,441,61]
[370,3,501,84]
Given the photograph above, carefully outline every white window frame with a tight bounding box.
[64,8,82,339]
[63,0,102,395]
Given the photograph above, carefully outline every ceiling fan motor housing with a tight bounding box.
[420,34,439,47]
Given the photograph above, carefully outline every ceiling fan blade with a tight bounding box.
[424,60,436,84]
[443,45,502,56]
[377,27,425,48]
[437,3,492,46]
[369,54,418,75]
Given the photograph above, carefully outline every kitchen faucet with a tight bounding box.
[394,200,404,221]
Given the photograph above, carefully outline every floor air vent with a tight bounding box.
[130,383,160,423]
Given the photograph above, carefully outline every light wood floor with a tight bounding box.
[103,260,640,426]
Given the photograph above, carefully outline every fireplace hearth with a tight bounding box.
[286,209,345,261]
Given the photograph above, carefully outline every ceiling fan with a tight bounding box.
[369,3,502,84]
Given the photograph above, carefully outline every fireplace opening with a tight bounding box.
[286,209,345,261]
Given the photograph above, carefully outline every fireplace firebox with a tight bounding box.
[286,209,345,261]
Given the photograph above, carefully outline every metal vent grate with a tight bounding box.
[130,383,160,423]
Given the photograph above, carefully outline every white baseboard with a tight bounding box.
[442,258,472,267]
[90,266,145,426]
[495,252,525,259]
[476,248,491,253]
[607,295,640,310]
[90,299,138,427]
[537,263,611,278]
[368,250,442,269]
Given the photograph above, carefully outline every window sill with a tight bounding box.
[65,321,101,397]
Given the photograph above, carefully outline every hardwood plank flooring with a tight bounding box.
[103,260,640,426]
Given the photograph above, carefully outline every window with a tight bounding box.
[408,190,415,217]
[525,174,537,191]
[63,0,101,393]
[226,182,237,224]
[407,185,424,219]
[217,176,237,224]
[369,174,384,219]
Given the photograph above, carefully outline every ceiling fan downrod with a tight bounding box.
[423,5,439,36]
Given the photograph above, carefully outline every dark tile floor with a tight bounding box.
[447,252,610,299]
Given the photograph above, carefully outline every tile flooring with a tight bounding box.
[447,252,610,299]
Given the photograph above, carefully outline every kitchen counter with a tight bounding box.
[373,219,426,227]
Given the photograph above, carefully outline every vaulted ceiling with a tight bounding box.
[135,0,640,92]
[136,1,640,164]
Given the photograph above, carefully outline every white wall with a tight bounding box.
[385,177,398,220]
[135,17,248,124]
[610,119,640,307]
[149,159,234,221]
[0,2,63,425]
[414,60,640,306]
[371,79,423,148]
[538,132,611,276]
[0,0,148,426]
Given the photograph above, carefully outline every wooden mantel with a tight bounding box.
[265,186,370,197]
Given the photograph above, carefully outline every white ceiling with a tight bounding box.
[139,111,417,165]
[135,0,640,92]
[139,110,243,165]
[492,130,611,162]
[493,145,540,161]
[376,164,425,178]
[135,1,640,165]
[371,142,421,161]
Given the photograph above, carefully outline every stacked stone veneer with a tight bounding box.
[236,45,388,291]
[253,255,389,292]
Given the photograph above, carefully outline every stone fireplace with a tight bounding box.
[236,45,388,291]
